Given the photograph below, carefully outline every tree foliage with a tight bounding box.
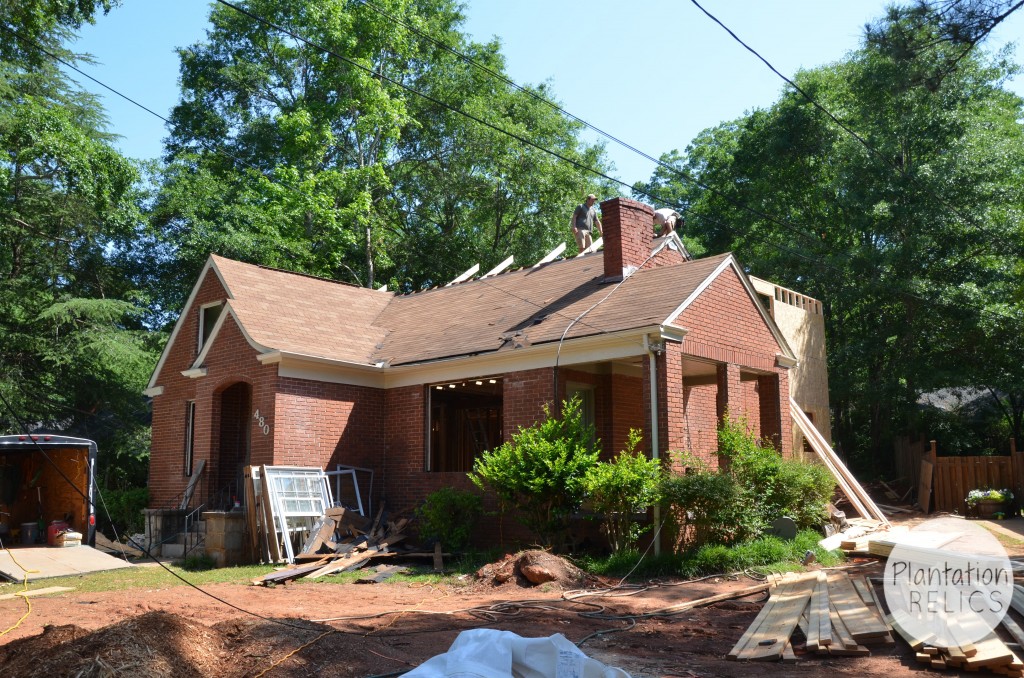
[638,12,1024,469]
[152,0,609,308]
[0,2,157,484]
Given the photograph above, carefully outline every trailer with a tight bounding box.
[0,434,97,548]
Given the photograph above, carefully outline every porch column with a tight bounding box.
[716,363,742,424]
[758,374,782,452]
[661,342,686,459]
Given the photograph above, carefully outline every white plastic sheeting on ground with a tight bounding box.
[404,629,631,678]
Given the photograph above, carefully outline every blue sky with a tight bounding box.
[70,1,1023,185]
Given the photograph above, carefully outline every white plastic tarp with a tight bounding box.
[404,629,631,678]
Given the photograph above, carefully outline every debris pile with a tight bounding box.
[251,506,430,585]
[475,550,589,588]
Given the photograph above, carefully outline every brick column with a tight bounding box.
[662,343,686,460]
[758,374,782,451]
[716,363,742,423]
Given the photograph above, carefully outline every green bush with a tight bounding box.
[583,429,663,553]
[720,414,834,534]
[98,486,149,536]
[469,396,598,550]
[414,487,483,550]
[660,462,750,547]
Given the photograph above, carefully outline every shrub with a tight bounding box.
[98,486,149,536]
[469,396,598,550]
[720,414,833,534]
[414,487,483,550]
[583,429,663,553]
[660,462,750,547]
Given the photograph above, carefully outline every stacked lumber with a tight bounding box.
[728,571,895,662]
[887,610,1024,675]
[252,506,417,586]
[818,517,888,552]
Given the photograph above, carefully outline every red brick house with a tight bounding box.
[144,198,812,520]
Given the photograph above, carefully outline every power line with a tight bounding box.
[687,0,1022,267]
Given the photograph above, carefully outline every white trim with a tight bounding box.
[659,324,687,343]
[482,255,514,278]
[446,263,479,286]
[142,386,164,397]
[776,354,799,368]
[181,368,208,378]
[146,255,231,391]
[269,326,660,389]
[661,255,798,362]
[533,243,566,267]
[187,303,273,371]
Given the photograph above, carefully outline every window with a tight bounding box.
[757,293,773,315]
[428,378,503,472]
[566,384,596,444]
[198,302,223,352]
[184,400,196,476]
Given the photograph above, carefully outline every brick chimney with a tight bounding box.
[600,197,654,280]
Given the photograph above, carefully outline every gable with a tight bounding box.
[673,263,792,372]
[145,260,231,392]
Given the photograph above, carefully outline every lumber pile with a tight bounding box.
[791,398,889,526]
[252,506,419,585]
[728,571,895,662]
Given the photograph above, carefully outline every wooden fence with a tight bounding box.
[892,436,1022,514]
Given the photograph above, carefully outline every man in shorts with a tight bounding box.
[571,194,602,253]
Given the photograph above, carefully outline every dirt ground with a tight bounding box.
[1,511,1022,677]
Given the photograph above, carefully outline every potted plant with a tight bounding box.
[966,488,1014,518]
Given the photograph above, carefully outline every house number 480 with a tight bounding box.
[253,409,271,436]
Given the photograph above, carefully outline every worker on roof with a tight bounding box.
[571,193,602,254]
[653,207,682,238]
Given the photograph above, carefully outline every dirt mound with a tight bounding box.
[475,550,588,588]
[0,611,227,678]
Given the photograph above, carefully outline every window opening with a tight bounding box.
[428,378,503,472]
[198,302,223,352]
[184,400,196,476]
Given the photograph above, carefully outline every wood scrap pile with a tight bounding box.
[728,570,894,661]
[252,506,423,586]
[885,584,1024,675]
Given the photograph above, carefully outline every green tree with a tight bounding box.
[0,4,157,485]
[153,0,607,307]
[638,14,1024,471]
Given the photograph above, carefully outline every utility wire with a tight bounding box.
[688,0,1022,264]
[357,0,825,252]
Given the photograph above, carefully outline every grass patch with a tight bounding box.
[5,562,279,595]
[582,530,843,580]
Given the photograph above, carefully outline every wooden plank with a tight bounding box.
[663,581,772,614]
[433,541,444,572]
[815,573,832,647]
[356,564,405,584]
[259,464,281,564]
[827,573,889,641]
[918,459,933,514]
[299,516,337,555]
[888,610,934,651]
[728,583,788,660]
[242,466,260,558]
[741,575,816,660]
[964,634,1014,669]
[179,459,205,510]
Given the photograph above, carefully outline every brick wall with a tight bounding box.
[600,198,654,279]
[273,377,385,496]
[680,381,719,468]
[503,368,555,437]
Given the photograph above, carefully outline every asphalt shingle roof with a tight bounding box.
[210,251,732,367]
